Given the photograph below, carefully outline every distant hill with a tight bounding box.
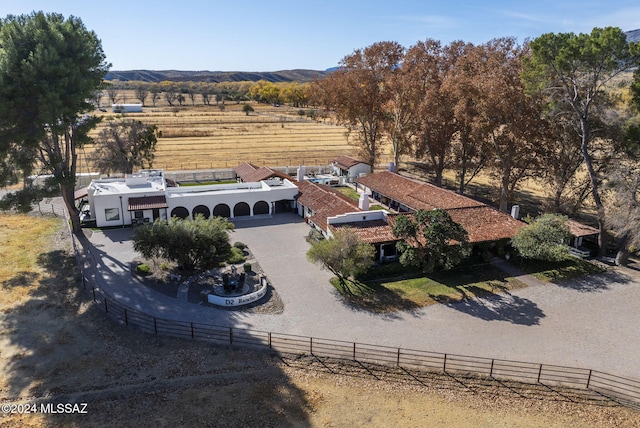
[105,69,330,83]
[626,29,640,43]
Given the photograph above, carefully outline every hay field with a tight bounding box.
[81,100,390,172]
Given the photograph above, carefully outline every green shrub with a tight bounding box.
[243,263,252,273]
[136,263,151,275]
[227,247,246,264]
[159,262,170,270]
[233,241,247,250]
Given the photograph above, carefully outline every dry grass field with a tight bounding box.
[80,97,392,172]
[2,213,639,427]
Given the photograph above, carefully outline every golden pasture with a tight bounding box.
[80,99,391,172]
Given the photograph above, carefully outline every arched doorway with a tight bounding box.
[192,205,210,219]
[233,202,250,217]
[253,200,269,215]
[213,203,231,218]
[170,206,189,219]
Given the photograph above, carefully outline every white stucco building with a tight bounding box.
[87,170,299,227]
[330,155,371,180]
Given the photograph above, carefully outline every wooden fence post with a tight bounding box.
[154,318,157,334]
[397,348,401,367]
[537,364,543,383]
[586,370,592,389]
[124,309,128,326]
[310,337,313,355]
[229,327,233,344]
[353,343,356,361]
[191,322,194,339]
[443,354,447,372]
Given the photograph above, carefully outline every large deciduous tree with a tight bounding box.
[312,41,404,168]
[392,209,469,273]
[477,38,547,212]
[526,27,640,255]
[405,40,462,187]
[443,42,493,194]
[92,119,160,175]
[0,12,109,232]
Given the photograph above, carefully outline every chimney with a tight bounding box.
[296,166,305,182]
[358,193,370,211]
[511,205,520,220]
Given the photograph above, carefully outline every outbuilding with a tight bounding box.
[111,104,143,113]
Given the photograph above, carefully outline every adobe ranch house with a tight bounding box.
[85,161,591,262]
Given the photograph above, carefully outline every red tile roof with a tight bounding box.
[233,162,259,178]
[296,181,359,230]
[234,162,291,182]
[385,207,524,245]
[356,172,525,243]
[128,195,167,211]
[356,171,483,210]
[332,155,365,170]
[329,220,398,244]
[447,206,525,243]
[568,219,599,237]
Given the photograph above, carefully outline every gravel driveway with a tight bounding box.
[87,212,640,379]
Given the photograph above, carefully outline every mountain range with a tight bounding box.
[104,69,329,83]
[106,29,640,83]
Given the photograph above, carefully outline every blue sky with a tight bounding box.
[1,1,639,71]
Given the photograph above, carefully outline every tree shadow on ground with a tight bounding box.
[334,278,421,318]
[1,223,312,426]
[1,271,39,289]
[555,269,632,293]
[440,287,545,326]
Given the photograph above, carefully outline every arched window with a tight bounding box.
[170,206,189,219]
[233,202,250,217]
[213,203,231,218]
[253,200,269,215]
[192,205,210,219]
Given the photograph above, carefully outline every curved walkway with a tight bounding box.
[83,213,640,379]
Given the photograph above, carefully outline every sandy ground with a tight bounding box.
[1,218,639,427]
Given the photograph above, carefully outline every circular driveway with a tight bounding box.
[88,212,640,378]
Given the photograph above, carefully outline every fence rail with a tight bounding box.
[64,211,640,411]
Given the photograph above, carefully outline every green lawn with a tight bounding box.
[518,257,606,282]
[332,256,604,313]
[333,264,526,313]
[335,186,360,201]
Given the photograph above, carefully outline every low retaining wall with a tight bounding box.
[208,275,268,307]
